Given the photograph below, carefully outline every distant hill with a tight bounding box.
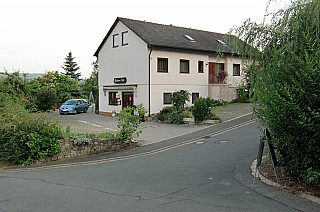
[0,73,44,81]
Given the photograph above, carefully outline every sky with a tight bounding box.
[0,0,290,78]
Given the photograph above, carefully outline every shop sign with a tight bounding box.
[114,77,127,84]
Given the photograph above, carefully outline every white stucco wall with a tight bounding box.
[149,50,209,114]
[98,21,149,114]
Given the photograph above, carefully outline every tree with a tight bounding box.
[0,70,26,99]
[232,0,320,185]
[80,60,98,102]
[61,51,81,80]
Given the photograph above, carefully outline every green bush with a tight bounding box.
[0,95,63,165]
[116,106,142,143]
[181,109,193,118]
[34,89,57,111]
[192,97,211,123]
[169,111,184,124]
[303,168,320,186]
[204,97,225,107]
[172,90,190,111]
[157,106,176,122]
[234,85,250,103]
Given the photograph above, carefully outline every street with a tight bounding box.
[0,121,318,212]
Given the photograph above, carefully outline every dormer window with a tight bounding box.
[184,35,195,42]
[217,39,227,46]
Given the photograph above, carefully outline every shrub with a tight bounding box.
[0,96,63,165]
[135,103,148,121]
[169,111,184,124]
[234,85,250,103]
[204,97,225,107]
[116,106,141,143]
[192,97,211,123]
[34,89,57,111]
[172,90,190,111]
[157,106,176,122]
[181,109,193,118]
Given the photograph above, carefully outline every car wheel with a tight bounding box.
[60,113,64,115]
[84,108,88,113]
[73,109,77,115]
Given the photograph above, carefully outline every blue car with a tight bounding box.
[59,99,89,115]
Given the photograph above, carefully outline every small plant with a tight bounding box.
[73,137,91,145]
[303,168,320,186]
[181,109,193,118]
[135,103,148,122]
[98,131,116,139]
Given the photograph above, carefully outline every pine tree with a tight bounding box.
[61,51,81,80]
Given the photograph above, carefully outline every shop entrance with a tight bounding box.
[122,92,134,108]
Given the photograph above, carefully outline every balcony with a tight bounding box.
[209,71,228,84]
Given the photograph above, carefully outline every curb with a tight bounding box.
[250,159,320,205]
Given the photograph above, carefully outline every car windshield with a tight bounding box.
[64,100,77,105]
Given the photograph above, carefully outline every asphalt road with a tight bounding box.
[0,121,318,211]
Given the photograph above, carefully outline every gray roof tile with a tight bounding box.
[94,17,238,56]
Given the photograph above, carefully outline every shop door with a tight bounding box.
[122,92,134,108]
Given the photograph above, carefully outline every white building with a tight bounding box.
[94,17,244,117]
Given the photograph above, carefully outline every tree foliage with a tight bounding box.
[80,60,98,103]
[172,90,190,111]
[0,93,62,165]
[116,106,142,143]
[61,51,81,80]
[232,0,320,185]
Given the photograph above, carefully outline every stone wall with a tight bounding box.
[36,138,125,164]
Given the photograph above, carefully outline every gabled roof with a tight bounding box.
[94,17,238,57]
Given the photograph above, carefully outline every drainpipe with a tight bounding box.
[148,47,153,117]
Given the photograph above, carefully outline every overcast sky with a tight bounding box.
[0,0,290,78]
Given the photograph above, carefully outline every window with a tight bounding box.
[122,31,128,46]
[109,92,118,105]
[192,93,199,104]
[184,35,195,42]
[112,34,119,48]
[233,64,240,76]
[215,63,225,71]
[163,93,172,104]
[198,61,204,73]
[180,59,190,73]
[157,58,168,73]
[217,39,227,46]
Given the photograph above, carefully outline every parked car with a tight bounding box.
[59,99,89,115]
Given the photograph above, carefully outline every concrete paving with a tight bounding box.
[47,103,253,146]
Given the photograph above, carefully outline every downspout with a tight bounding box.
[148,47,153,117]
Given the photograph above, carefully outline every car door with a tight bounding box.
[76,100,82,112]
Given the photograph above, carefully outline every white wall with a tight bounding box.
[226,57,243,87]
[149,51,244,114]
[98,21,149,113]
[150,50,209,114]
